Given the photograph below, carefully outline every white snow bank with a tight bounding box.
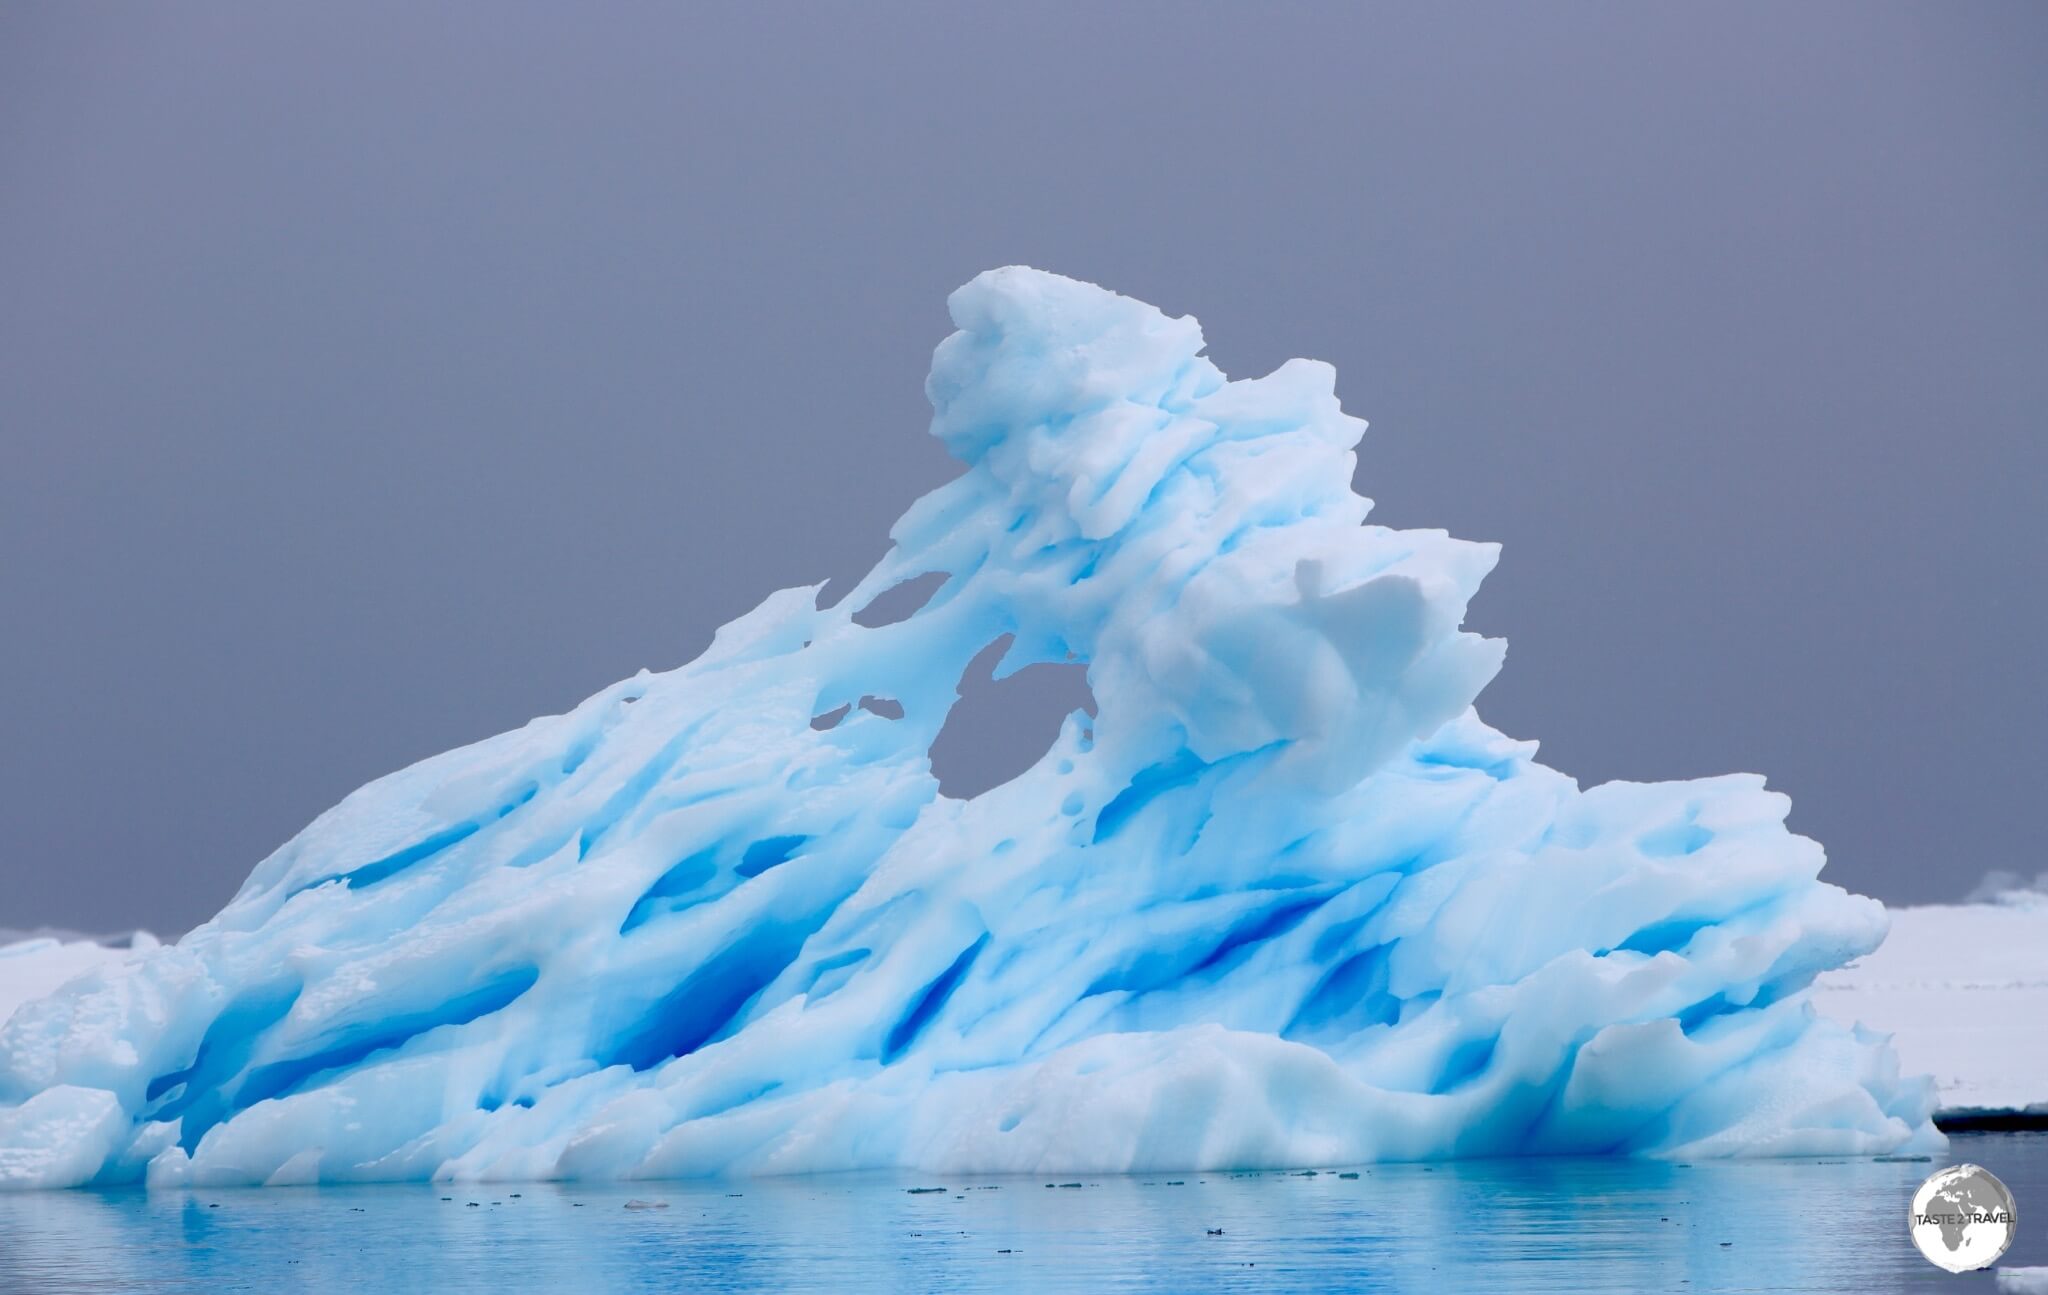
[1816,900,2048,1116]
[0,937,153,1033]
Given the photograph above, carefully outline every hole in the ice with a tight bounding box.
[736,834,809,879]
[998,1111,1023,1133]
[882,932,989,1063]
[858,695,905,720]
[852,571,949,628]
[811,703,852,731]
[1060,792,1084,816]
[814,555,891,612]
[603,922,819,1071]
[930,636,1096,799]
[619,846,722,933]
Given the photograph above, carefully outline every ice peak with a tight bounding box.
[0,270,1938,1189]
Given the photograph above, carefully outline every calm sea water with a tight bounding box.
[1,1132,2041,1293]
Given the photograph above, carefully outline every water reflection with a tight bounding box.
[2,1134,2040,1293]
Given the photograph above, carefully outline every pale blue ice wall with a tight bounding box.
[0,271,1937,1188]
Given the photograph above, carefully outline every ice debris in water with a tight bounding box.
[0,267,1939,1189]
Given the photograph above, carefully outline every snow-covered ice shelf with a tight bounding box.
[1815,900,2048,1124]
[0,937,152,1035]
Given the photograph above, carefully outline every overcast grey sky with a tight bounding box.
[2,2,2043,934]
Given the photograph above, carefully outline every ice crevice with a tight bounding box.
[0,266,1938,1188]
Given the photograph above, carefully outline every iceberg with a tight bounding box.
[0,267,1938,1189]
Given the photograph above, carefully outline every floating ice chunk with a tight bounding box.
[0,268,1938,1188]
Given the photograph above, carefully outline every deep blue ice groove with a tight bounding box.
[1432,1035,1498,1094]
[801,947,872,1002]
[559,729,601,777]
[1412,748,1521,781]
[1677,992,1738,1035]
[603,922,822,1071]
[578,725,704,861]
[883,932,990,1063]
[151,967,537,1153]
[230,965,541,1118]
[286,821,482,897]
[474,1091,539,1112]
[1188,891,1338,977]
[1092,750,1210,843]
[1617,917,1711,958]
[619,845,722,933]
[1285,944,1399,1039]
[342,822,482,887]
[735,835,811,879]
[1311,912,1374,962]
[145,978,305,1117]
[1080,884,1348,1002]
[1082,941,1209,1000]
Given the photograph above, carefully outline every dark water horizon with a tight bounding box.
[2,1133,2041,1293]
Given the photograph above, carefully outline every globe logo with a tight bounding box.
[1909,1163,2017,1272]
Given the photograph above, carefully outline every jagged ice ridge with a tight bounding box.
[0,268,1939,1189]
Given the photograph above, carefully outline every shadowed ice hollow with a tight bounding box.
[0,268,1939,1188]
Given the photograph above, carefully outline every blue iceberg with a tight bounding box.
[0,268,1938,1188]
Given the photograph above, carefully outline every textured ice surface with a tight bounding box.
[0,268,1939,1188]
